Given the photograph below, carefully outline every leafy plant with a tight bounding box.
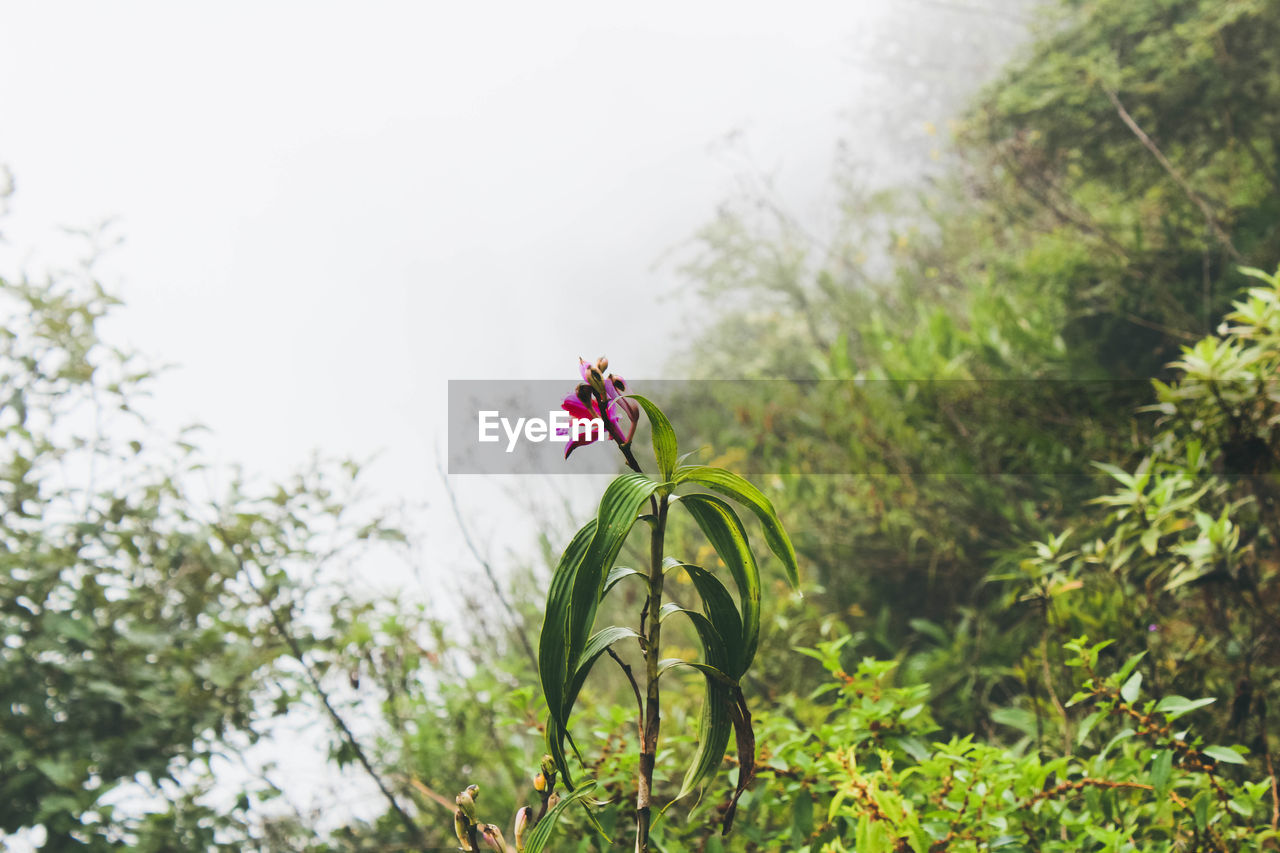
[532,358,800,852]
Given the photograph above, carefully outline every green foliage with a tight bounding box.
[532,390,800,850]
[810,636,1277,852]
[0,233,426,850]
[619,635,1274,852]
[666,0,1280,744]
[0,273,272,847]
[9,0,1280,849]
[1000,264,1280,766]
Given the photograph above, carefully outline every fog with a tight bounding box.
[0,0,1034,841]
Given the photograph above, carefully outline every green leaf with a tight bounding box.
[658,606,735,801]
[680,672,733,802]
[723,686,756,835]
[1091,461,1136,489]
[791,790,814,847]
[1140,525,1161,556]
[567,473,659,666]
[1119,671,1142,704]
[1153,695,1216,721]
[1203,744,1247,765]
[603,566,642,595]
[563,626,642,724]
[675,465,799,589]
[1237,265,1277,284]
[1192,790,1210,830]
[521,781,600,853]
[1077,710,1103,746]
[1116,651,1146,683]
[1151,749,1173,795]
[627,394,678,482]
[678,493,761,677]
[538,473,657,784]
[538,519,598,738]
[666,561,745,678]
[1100,727,1135,761]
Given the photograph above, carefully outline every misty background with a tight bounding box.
[0,1,1035,844]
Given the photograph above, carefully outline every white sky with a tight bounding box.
[0,1,930,589]
[0,0,1031,840]
[1,2,889,453]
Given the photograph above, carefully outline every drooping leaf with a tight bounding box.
[722,685,756,835]
[666,560,745,679]
[675,465,799,589]
[603,565,642,595]
[1119,671,1142,704]
[659,606,735,801]
[1151,749,1173,795]
[678,493,761,676]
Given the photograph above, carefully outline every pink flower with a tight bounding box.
[558,357,638,458]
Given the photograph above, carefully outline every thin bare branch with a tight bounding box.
[437,457,539,671]
[1104,88,1243,262]
[214,526,428,848]
[607,645,645,741]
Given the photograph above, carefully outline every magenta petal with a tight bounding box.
[605,374,626,400]
[561,395,595,420]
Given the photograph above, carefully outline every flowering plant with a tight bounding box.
[449,358,797,852]
[540,357,799,852]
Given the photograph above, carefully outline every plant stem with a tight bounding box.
[636,493,669,853]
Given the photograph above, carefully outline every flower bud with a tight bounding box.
[596,356,609,372]
[454,809,473,851]
[482,824,509,853]
[581,359,607,396]
[514,806,532,852]
[533,772,547,792]
[547,792,561,809]
[456,789,479,823]
[540,754,556,777]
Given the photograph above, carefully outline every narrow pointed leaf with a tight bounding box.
[603,565,642,595]
[538,519,597,732]
[667,561,744,679]
[657,657,736,686]
[658,608,735,802]
[564,626,642,719]
[679,493,761,676]
[541,473,657,783]
[675,465,799,589]
[520,781,599,853]
[567,473,658,669]
[722,686,756,836]
[627,394,678,482]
